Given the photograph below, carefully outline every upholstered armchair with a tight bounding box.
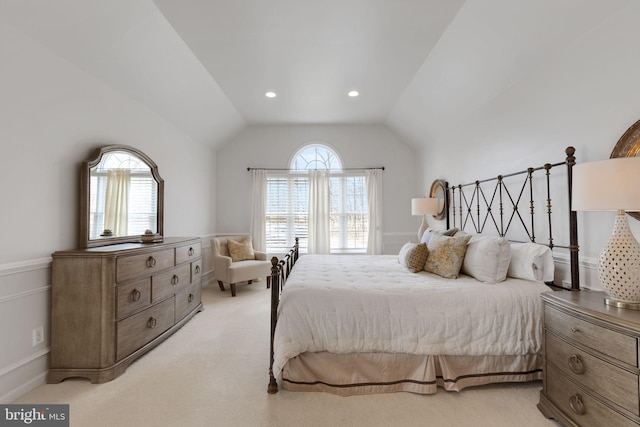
[211,236,271,297]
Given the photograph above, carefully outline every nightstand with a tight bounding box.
[538,290,640,426]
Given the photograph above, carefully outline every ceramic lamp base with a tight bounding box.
[598,211,640,306]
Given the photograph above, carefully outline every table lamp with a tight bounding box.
[572,157,640,309]
[411,197,438,240]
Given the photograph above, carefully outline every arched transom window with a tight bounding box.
[290,144,342,171]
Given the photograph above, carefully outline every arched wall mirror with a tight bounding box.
[610,118,640,221]
[429,179,448,221]
[80,145,164,248]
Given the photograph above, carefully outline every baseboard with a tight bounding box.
[0,349,49,403]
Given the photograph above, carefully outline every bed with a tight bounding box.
[267,147,580,396]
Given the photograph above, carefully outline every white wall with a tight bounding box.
[403,2,640,290]
[216,124,418,254]
[0,22,215,402]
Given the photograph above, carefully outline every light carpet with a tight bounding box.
[14,281,560,426]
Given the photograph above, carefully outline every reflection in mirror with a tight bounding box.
[81,145,163,248]
[89,151,157,239]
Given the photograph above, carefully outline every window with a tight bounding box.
[89,151,157,237]
[265,144,368,253]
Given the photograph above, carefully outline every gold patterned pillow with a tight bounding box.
[227,238,255,262]
[424,233,471,279]
[398,242,429,273]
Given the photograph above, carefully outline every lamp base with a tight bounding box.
[604,296,640,310]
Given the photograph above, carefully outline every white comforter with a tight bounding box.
[273,255,551,378]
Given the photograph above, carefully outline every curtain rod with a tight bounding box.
[247,166,385,171]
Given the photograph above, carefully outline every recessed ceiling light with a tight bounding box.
[265,91,277,98]
[348,90,359,97]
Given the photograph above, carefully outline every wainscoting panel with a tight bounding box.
[383,232,416,255]
[0,258,51,403]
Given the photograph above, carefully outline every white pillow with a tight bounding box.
[461,235,511,283]
[508,243,554,282]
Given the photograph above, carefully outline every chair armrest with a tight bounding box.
[213,254,232,272]
[254,251,268,261]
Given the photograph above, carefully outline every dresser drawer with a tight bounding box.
[545,305,638,366]
[191,259,202,282]
[175,282,202,322]
[546,364,636,426]
[151,264,191,303]
[116,278,151,320]
[176,242,201,265]
[116,298,174,361]
[117,249,175,282]
[546,332,639,415]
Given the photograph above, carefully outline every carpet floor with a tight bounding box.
[15,281,560,426]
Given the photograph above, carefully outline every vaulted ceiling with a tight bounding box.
[0,0,633,148]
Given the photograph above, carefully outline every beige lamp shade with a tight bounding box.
[411,198,438,216]
[411,197,438,240]
[572,157,640,212]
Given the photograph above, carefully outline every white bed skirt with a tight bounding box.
[281,351,542,396]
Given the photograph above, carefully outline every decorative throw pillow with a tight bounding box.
[508,243,554,282]
[398,242,429,273]
[424,233,471,279]
[420,227,459,246]
[227,238,255,262]
[461,235,511,283]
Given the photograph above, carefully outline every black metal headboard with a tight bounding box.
[447,146,579,290]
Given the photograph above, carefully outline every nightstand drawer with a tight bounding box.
[546,364,636,427]
[546,332,639,415]
[545,305,637,366]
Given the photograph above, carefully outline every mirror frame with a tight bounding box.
[429,179,449,221]
[610,118,640,221]
[80,145,164,248]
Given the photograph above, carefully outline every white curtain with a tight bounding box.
[366,169,383,254]
[104,169,131,237]
[308,170,331,254]
[250,169,267,252]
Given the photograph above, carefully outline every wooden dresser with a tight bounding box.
[48,237,203,384]
[538,290,640,426]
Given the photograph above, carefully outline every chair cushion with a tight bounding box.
[228,238,255,262]
[227,259,272,284]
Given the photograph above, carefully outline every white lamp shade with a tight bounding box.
[411,197,438,216]
[572,157,640,212]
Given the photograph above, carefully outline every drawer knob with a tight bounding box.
[570,327,580,333]
[194,265,201,275]
[171,275,179,285]
[568,354,585,375]
[131,289,142,302]
[188,293,194,303]
[146,256,157,268]
[569,394,586,415]
[147,317,157,329]
[188,247,195,256]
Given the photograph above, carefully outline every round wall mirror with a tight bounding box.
[80,145,164,248]
[610,119,640,221]
[429,179,448,221]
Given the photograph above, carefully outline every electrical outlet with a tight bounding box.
[32,326,44,347]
